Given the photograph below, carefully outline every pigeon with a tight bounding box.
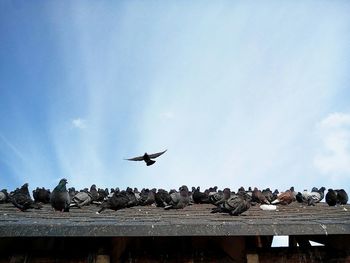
[271,189,279,202]
[97,188,109,201]
[155,189,172,207]
[50,178,70,212]
[125,150,167,166]
[139,188,156,206]
[271,190,294,205]
[10,183,41,211]
[68,187,77,200]
[125,187,139,207]
[306,187,326,206]
[252,187,269,204]
[0,189,9,203]
[212,188,231,206]
[97,191,130,214]
[211,192,251,216]
[326,189,348,206]
[33,187,51,203]
[90,184,99,202]
[336,189,348,205]
[192,186,210,204]
[70,191,92,208]
[326,189,338,206]
[262,188,273,203]
[164,185,190,210]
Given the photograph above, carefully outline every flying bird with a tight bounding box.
[125,150,167,166]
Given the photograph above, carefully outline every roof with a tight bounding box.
[0,202,349,237]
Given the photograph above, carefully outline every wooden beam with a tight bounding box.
[247,254,259,263]
[218,236,246,262]
[110,237,129,263]
[95,255,110,263]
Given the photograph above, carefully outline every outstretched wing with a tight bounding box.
[125,155,144,161]
[148,149,167,159]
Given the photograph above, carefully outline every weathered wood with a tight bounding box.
[0,203,349,237]
[110,237,128,263]
[247,254,259,263]
[219,236,246,262]
[95,255,110,263]
[252,247,350,263]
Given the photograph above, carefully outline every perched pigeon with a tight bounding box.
[0,189,9,203]
[97,188,109,201]
[33,187,51,203]
[252,188,269,204]
[155,189,172,207]
[192,186,210,204]
[125,187,139,207]
[10,183,41,211]
[326,189,338,206]
[125,150,167,166]
[306,187,326,206]
[51,178,70,212]
[212,193,251,216]
[68,187,77,200]
[326,189,348,206]
[336,189,348,205]
[89,184,99,202]
[271,190,294,205]
[271,189,279,202]
[139,188,156,206]
[97,191,129,214]
[71,191,92,208]
[212,188,231,206]
[164,185,190,210]
[262,188,273,203]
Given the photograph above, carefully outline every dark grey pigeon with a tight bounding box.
[33,187,51,203]
[90,184,99,202]
[50,178,70,212]
[125,150,167,166]
[155,189,172,207]
[212,193,251,216]
[192,186,210,204]
[139,188,156,206]
[10,183,41,211]
[164,185,190,210]
[336,189,348,205]
[97,191,129,214]
[326,189,338,206]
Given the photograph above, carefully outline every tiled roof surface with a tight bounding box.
[0,202,349,237]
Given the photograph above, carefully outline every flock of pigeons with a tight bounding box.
[0,179,348,216]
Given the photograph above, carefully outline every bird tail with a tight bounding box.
[146,160,156,166]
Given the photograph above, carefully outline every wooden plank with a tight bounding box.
[0,203,350,237]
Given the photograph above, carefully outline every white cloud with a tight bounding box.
[314,112,350,175]
[71,118,87,129]
[319,112,350,128]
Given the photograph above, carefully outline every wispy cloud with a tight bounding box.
[0,133,26,161]
[71,118,87,129]
[314,112,350,175]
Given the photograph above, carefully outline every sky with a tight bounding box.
[1,1,350,197]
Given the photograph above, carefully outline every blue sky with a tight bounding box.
[1,1,350,196]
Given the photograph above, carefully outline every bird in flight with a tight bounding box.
[125,150,167,166]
